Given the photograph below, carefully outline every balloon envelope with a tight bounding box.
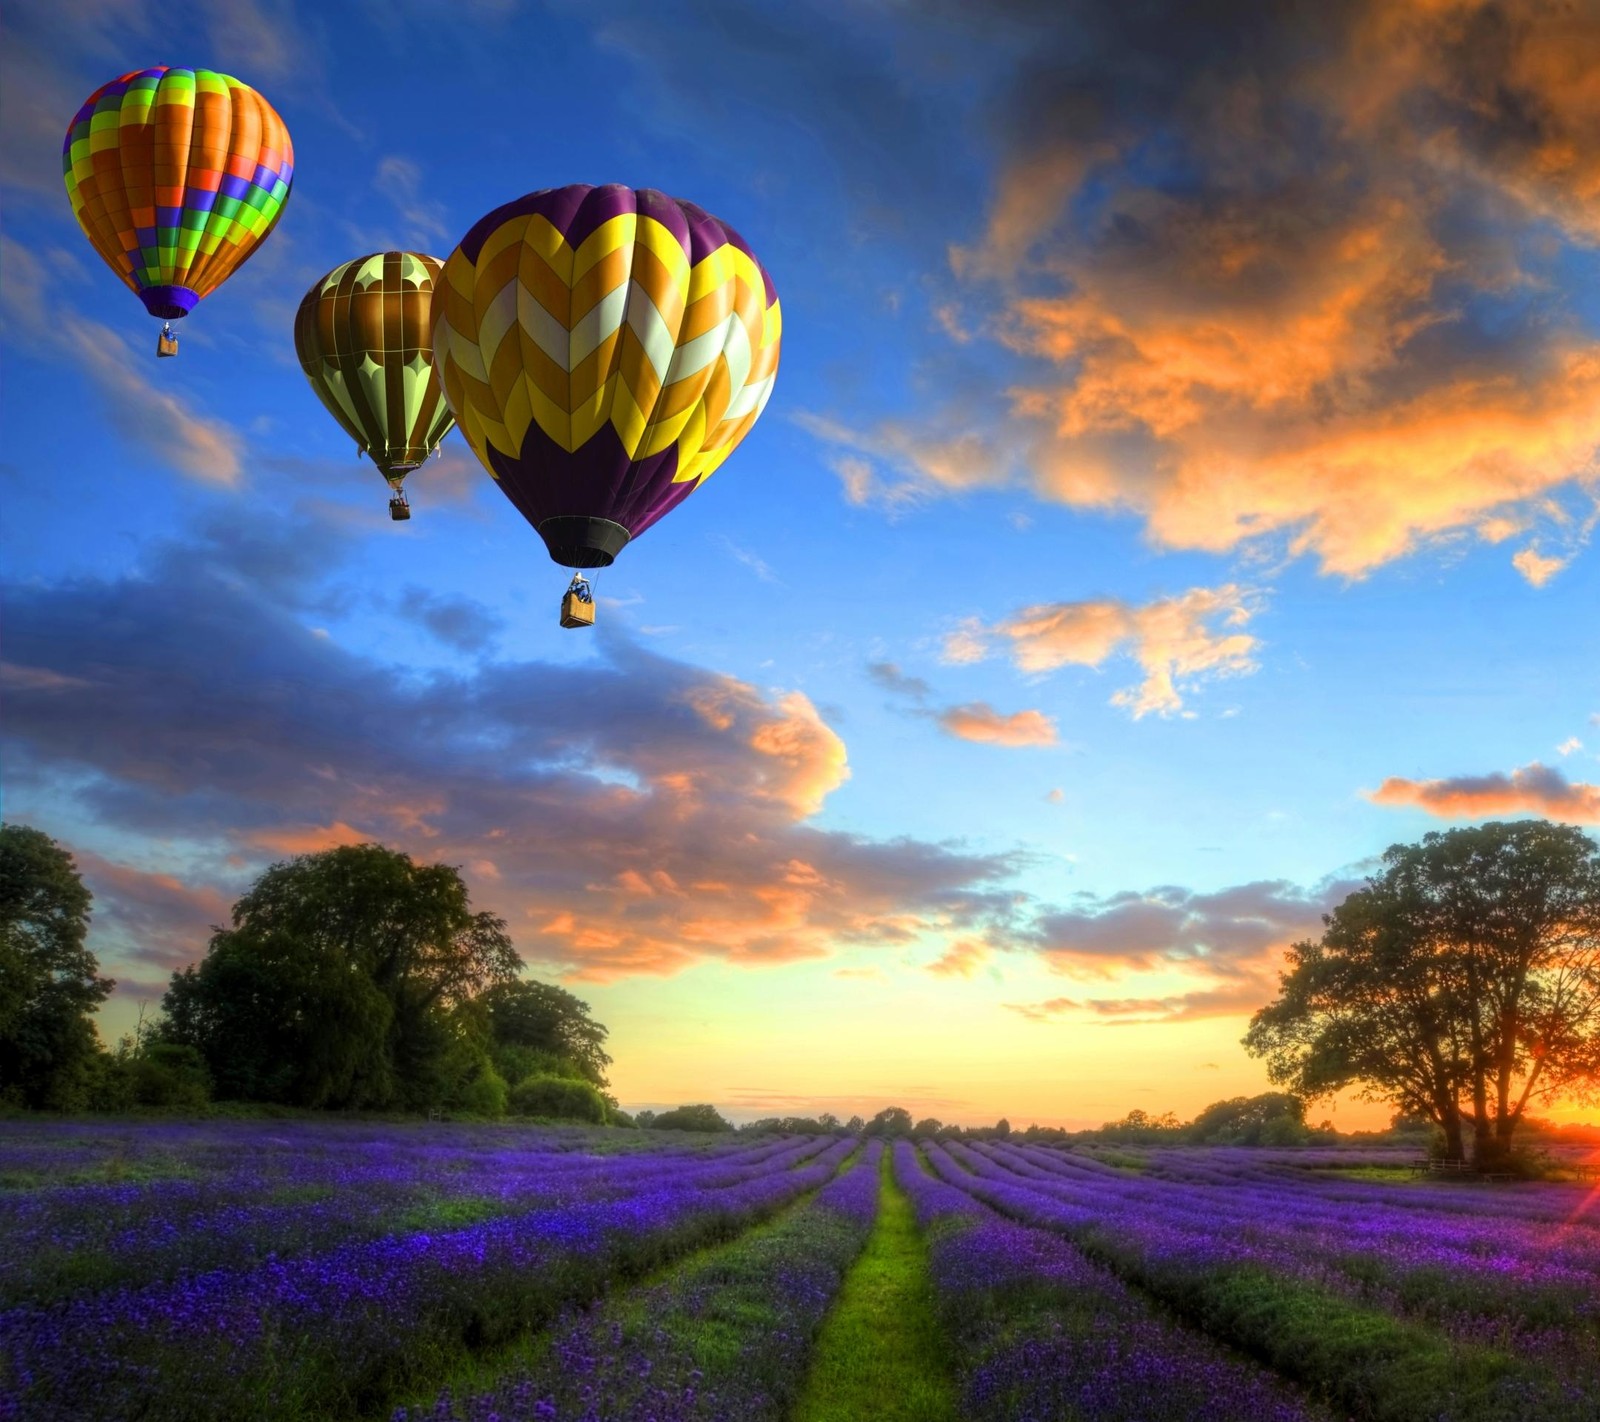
[294,252,455,488]
[63,67,293,321]
[431,184,781,567]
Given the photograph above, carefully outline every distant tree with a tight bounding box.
[816,1112,841,1132]
[845,1114,865,1133]
[911,1116,943,1138]
[162,845,519,1111]
[0,825,112,1110]
[1247,823,1600,1165]
[478,980,612,1088]
[1188,1093,1309,1146]
[1098,1109,1184,1145]
[649,1102,734,1133]
[994,1117,1011,1139]
[866,1106,913,1137]
[634,1109,658,1128]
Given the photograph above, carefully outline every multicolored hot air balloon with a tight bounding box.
[62,67,293,357]
[294,252,456,521]
[431,184,781,623]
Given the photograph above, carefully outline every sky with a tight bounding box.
[2,0,1598,1129]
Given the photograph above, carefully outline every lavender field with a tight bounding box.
[1,1120,1597,1421]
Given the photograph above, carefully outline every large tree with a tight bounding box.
[0,825,112,1110]
[162,844,519,1110]
[1246,822,1600,1164]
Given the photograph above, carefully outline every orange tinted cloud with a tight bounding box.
[805,1,1600,581]
[937,702,1058,747]
[5,540,1021,985]
[947,585,1260,718]
[1369,762,1600,822]
[925,938,990,978]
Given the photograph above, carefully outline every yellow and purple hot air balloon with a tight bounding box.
[431,184,781,625]
[62,66,294,357]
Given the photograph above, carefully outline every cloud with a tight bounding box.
[372,156,455,249]
[797,0,1600,581]
[1511,546,1569,586]
[867,661,931,701]
[2,517,1023,982]
[1026,878,1351,981]
[1368,762,1600,824]
[936,702,1057,747]
[947,585,1261,718]
[1558,738,1583,757]
[0,237,243,485]
[70,849,236,980]
[1006,980,1274,1025]
[403,587,504,654]
[925,937,989,978]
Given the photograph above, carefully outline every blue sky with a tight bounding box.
[3,0,1598,1126]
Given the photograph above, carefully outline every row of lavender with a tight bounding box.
[925,1138,1600,1419]
[0,1123,854,1421]
[395,1139,887,1422]
[891,1140,1324,1422]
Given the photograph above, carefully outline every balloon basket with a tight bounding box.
[388,493,412,522]
[560,590,595,628]
[156,329,179,358]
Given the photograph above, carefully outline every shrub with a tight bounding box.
[454,1064,508,1119]
[508,1073,608,1123]
[649,1103,734,1133]
[129,1043,211,1111]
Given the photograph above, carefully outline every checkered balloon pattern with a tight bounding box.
[63,67,294,321]
[431,185,781,564]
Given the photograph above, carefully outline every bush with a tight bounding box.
[649,1103,734,1133]
[508,1073,608,1123]
[129,1043,211,1110]
[455,1064,508,1119]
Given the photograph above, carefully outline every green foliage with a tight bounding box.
[159,844,519,1113]
[1188,1092,1310,1146]
[477,980,612,1088]
[740,1115,826,1134]
[0,824,112,1110]
[1246,820,1600,1166]
[1097,1108,1185,1144]
[910,1118,943,1138]
[508,1073,608,1123]
[649,1103,734,1133]
[453,1062,508,1119]
[865,1106,913,1137]
[794,1148,959,1422]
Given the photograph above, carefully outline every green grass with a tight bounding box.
[794,1148,959,1422]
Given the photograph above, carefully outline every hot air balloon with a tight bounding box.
[431,184,781,626]
[62,67,294,358]
[294,252,456,521]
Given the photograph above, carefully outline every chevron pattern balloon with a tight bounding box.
[294,252,456,490]
[431,184,781,568]
[63,67,293,321]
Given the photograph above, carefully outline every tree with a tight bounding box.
[1188,1093,1310,1146]
[911,1116,943,1138]
[1247,822,1600,1165]
[649,1103,733,1132]
[162,845,519,1111]
[477,980,612,1088]
[845,1114,865,1133]
[865,1106,913,1137]
[0,825,112,1109]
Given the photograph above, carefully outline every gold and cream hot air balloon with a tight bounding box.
[294,251,455,520]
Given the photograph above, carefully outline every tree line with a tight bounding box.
[0,829,620,1123]
[4,820,1597,1161]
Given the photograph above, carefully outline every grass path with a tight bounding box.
[793,1145,960,1422]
